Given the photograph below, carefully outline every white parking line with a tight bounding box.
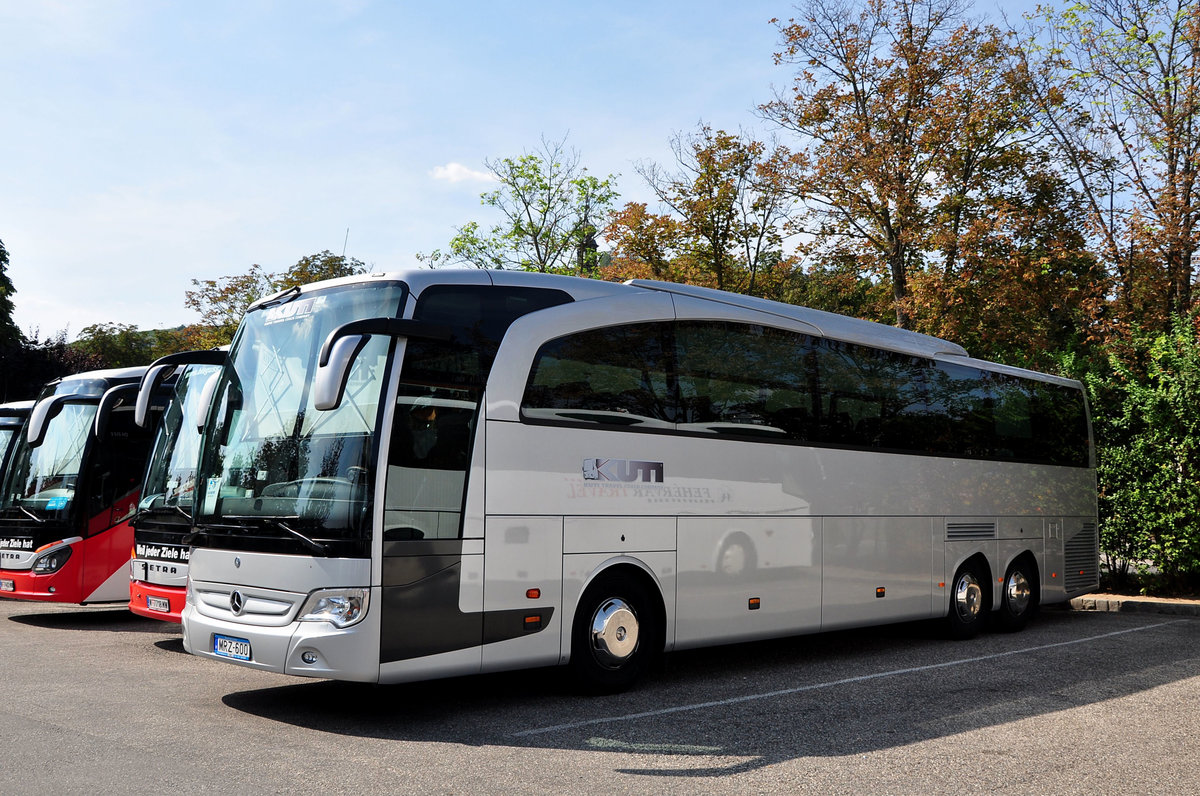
[513,620,1186,738]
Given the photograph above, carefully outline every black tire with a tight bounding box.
[994,557,1039,633]
[570,572,659,693]
[944,560,990,640]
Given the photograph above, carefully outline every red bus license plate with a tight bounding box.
[146,596,170,613]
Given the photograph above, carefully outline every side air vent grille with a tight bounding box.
[1064,522,1099,593]
[947,522,996,541]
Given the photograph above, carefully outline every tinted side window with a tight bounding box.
[406,285,573,387]
[523,323,674,428]
[923,361,1000,458]
[519,319,1090,468]
[811,338,930,450]
[922,362,1090,466]
[1029,382,1090,467]
[675,322,815,440]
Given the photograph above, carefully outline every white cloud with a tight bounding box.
[430,163,495,184]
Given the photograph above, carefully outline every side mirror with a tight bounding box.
[135,363,176,428]
[314,334,370,412]
[135,349,230,428]
[195,371,223,434]
[95,384,139,439]
[313,318,453,412]
[27,395,74,448]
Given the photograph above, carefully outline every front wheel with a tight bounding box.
[994,558,1039,632]
[571,573,659,693]
[944,561,990,640]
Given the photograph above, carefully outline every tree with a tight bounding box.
[603,202,688,282]
[184,251,367,346]
[906,159,1107,368]
[447,136,618,274]
[185,264,275,346]
[763,0,1048,329]
[606,125,799,299]
[1024,0,1200,329]
[1087,318,1200,591]
[0,239,20,347]
[275,249,368,290]
[0,329,102,402]
[779,252,895,322]
[73,322,154,369]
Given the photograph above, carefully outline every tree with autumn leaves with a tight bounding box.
[181,250,367,348]
[759,0,1107,366]
[605,125,800,299]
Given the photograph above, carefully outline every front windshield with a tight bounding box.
[196,282,406,549]
[140,364,221,515]
[1,402,97,519]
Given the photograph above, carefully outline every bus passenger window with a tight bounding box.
[522,323,674,428]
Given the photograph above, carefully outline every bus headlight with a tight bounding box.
[297,588,368,628]
[32,546,72,574]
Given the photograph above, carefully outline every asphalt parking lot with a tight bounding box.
[1,597,1197,795]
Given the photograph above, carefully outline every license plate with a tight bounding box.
[214,634,252,661]
[0,579,12,592]
[146,595,170,613]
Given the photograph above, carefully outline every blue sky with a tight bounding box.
[0,0,1034,340]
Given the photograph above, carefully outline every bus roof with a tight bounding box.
[251,268,1081,388]
[51,366,148,385]
[626,278,969,359]
[0,400,35,415]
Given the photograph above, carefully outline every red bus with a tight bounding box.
[0,367,166,604]
[129,352,225,621]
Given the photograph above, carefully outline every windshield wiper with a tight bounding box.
[14,505,46,524]
[248,284,302,312]
[207,515,330,555]
[271,519,328,555]
[135,503,192,523]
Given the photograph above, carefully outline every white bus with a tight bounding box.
[181,270,1098,690]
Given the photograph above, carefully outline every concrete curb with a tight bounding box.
[1068,594,1200,617]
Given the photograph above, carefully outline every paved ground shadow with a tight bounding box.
[6,605,177,634]
[220,612,1198,776]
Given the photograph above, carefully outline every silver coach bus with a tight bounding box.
[180,270,1097,690]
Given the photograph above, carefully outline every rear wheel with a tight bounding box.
[571,572,659,693]
[995,558,1039,632]
[944,561,989,639]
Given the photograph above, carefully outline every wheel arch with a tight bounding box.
[570,557,668,659]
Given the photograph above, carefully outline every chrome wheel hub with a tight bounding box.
[954,573,983,621]
[1006,569,1031,614]
[589,597,639,668]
